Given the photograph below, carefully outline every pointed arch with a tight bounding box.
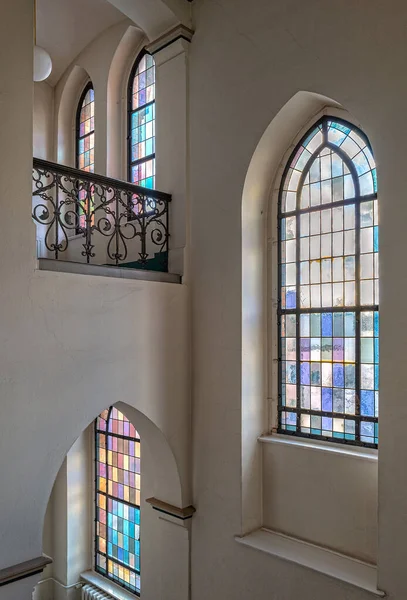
[76,81,95,173]
[128,50,156,188]
[95,406,141,594]
[278,116,378,446]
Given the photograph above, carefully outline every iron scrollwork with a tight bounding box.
[32,158,171,270]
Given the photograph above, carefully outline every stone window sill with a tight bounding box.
[235,529,384,596]
[37,258,181,284]
[81,570,138,600]
[259,433,378,461]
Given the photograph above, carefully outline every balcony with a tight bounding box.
[32,158,177,281]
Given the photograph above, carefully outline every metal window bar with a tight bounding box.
[127,50,155,189]
[32,158,171,271]
[94,409,141,596]
[277,117,379,448]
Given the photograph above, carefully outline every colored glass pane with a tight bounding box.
[76,84,95,230]
[95,407,141,594]
[279,117,379,446]
[129,53,155,189]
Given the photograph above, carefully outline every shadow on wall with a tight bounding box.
[35,400,184,598]
[240,90,343,534]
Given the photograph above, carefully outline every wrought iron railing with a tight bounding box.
[32,158,171,271]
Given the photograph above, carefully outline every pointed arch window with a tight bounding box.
[76,82,95,231]
[76,82,95,173]
[128,51,155,188]
[278,117,379,447]
[95,407,141,595]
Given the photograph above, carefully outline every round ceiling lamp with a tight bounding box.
[34,45,52,82]
[33,0,52,82]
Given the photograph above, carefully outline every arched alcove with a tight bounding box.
[41,398,184,532]
[106,25,145,179]
[240,90,378,563]
[56,64,92,167]
[115,401,184,507]
[36,400,185,598]
[240,91,343,533]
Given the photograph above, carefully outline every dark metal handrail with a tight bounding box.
[34,158,172,201]
[32,158,171,271]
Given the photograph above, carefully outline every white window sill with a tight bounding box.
[259,433,378,461]
[235,529,384,597]
[81,570,139,600]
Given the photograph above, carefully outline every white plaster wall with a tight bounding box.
[262,443,378,563]
[34,82,54,161]
[154,39,190,276]
[189,0,407,599]
[6,0,407,599]
[6,1,184,599]
[0,262,189,592]
[35,410,188,600]
[3,577,41,600]
[0,3,191,571]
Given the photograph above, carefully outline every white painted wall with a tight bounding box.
[34,82,54,161]
[4,2,192,600]
[0,3,190,581]
[8,0,407,598]
[262,441,378,563]
[189,1,407,599]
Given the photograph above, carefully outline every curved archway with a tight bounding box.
[56,64,92,167]
[106,25,146,179]
[41,399,185,533]
[240,91,344,533]
[36,400,185,597]
[115,401,184,507]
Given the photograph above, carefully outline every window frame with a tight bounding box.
[75,81,95,171]
[127,48,156,188]
[94,407,141,596]
[276,115,379,449]
[75,81,95,235]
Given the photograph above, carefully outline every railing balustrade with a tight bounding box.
[32,158,171,272]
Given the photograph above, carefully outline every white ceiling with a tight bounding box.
[37,0,127,86]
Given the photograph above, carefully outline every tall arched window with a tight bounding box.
[76,82,95,231]
[76,82,95,173]
[128,51,155,188]
[95,407,141,595]
[278,117,378,447]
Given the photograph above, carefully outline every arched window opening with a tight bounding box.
[128,51,155,189]
[95,407,141,595]
[278,117,379,447]
[76,82,95,231]
[76,82,95,173]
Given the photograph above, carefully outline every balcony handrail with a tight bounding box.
[33,158,172,202]
[32,158,171,271]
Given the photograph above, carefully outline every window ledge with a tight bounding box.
[81,570,138,600]
[37,258,181,284]
[259,433,378,461]
[235,529,384,597]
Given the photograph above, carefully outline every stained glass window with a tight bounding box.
[95,407,141,595]
[278,117,379,447]
[76,83,95,173]
[128,52,155,188]
[76,82,95,231]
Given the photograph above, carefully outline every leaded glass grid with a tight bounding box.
[95,407,141,595]
[278,117,379,447]
[76,82,95,231]
[128,51,155,188]
[76,83,95,173]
